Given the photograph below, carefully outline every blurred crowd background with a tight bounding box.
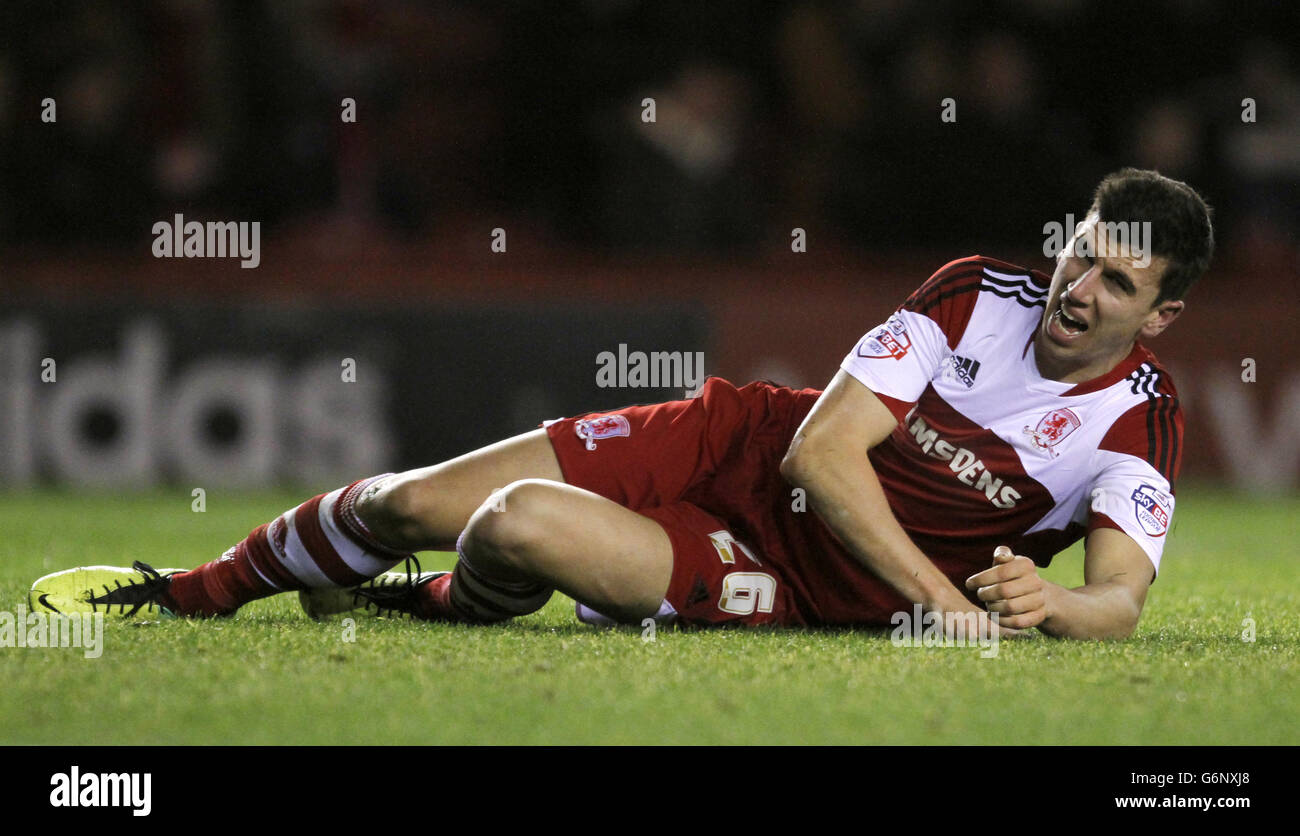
[2,0,1297,259]
[0,0,1297,492]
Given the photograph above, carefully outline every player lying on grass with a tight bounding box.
[32,168,1213,641]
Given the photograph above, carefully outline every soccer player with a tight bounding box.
[32,168,1213,641]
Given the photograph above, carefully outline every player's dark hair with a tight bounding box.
[1088,168,1214,305]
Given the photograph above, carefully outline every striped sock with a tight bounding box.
[168,475,410,616]
[432,531,553,623]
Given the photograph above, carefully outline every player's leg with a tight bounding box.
[32,379,754,620]
[162,429,565,616]
[424,478,673,624]
[352,429,563,552]
[399,379,763,624]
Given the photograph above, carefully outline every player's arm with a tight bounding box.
[1040,528,1152,639]
[780,369,982,618]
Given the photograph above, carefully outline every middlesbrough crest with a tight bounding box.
[575,414,630,451]
[1022,408,1081,457]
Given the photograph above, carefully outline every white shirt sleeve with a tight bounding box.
[1088,449,1175,575]
[839,309,950,406]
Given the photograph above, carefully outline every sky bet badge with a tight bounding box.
[856,314,912,360]
[1131,484,1172,537]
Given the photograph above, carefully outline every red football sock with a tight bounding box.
[167,525,282,616]
[424,532,552,623]
[413,573,461,621]
[168,475,411,617]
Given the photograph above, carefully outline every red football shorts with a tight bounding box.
[545,377,912,628]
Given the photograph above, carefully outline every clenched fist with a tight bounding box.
[965,545,1047,630]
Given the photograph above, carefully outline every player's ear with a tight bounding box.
[1141,299,1183,339]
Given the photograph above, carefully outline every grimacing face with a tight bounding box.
[1034,214,1183,384]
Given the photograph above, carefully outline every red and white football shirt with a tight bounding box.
[841,255,1182,576]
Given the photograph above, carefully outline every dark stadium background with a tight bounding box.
[1,0,1296,494]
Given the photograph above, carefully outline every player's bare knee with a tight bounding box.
[356,473,435,547]
[463,479,565,570]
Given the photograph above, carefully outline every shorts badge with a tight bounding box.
[575,414,630,451]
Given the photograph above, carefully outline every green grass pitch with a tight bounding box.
[1,487,1296,745]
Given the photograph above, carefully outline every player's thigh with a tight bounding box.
[463,479,673,622]
[369,429,564,549]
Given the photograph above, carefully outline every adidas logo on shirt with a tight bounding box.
[947,355,981,388]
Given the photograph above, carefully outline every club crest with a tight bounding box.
[1022,408,1081,457]
[575,414,631,451]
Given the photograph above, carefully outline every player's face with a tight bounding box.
[1036,215,1183,383]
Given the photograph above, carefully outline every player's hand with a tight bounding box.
[964,546,1047,630]
[940,607,1025,641]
